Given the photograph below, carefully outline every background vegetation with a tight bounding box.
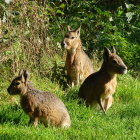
[0,0,140,139]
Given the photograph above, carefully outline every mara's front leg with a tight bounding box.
[103,96,113,112]
[75,71,80,86]
[97,97,106,114]
[29,116,39,127]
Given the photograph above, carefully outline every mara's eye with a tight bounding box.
[71,37,74,39]
[112,60,117,64]
[15,82,20,86]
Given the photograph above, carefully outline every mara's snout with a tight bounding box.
[61,40,66,49]
[115,63,127,75]
[119,66,127,74]
[7,85,15,95]
[7,87,11,94]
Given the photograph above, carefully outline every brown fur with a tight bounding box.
[78,47,127,113]
[0,19,2,38]
[7,69,71,128]
[61,26,94,86]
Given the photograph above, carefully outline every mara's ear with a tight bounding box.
[67,25,72,31]
[23,70,29,84]
[18,69,24,76]
[75,26,81,37]
[103,47,111,61]
[18,69,28,83]
[112,46,116,54]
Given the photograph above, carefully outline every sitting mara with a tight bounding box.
[7,69,71,128]
[78,47,127,113]
[61,26,94,86]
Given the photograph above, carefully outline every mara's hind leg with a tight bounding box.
[103,96,113,112]
[60,119,71,129]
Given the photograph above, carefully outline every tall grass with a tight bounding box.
[0,0,62,76]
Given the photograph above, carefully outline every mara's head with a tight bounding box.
[7,69,29,95]
[61,26,81,52]
[103,47,127,75]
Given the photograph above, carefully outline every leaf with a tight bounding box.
[126,12,135,23]
[125,3,135,9]
[59,3,66,9]
[56,10,64,15]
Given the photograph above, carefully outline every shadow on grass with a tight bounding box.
[0,104,28,125]
[0,133,31,140]
[118,103,140,119]
[47,62,69,90]
[61,87,80,102]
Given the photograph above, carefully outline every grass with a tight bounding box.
[0,73,140,140]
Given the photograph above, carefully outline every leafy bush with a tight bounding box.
[0,0,139,79]
[48,0,140,72]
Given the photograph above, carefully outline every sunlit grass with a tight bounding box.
[0,74,140,140]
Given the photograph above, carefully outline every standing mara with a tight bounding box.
[61,26,94,86]
[78,47,127,113]
[7,69,71,128]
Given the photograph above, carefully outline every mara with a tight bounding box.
[78,47,127,113]
[7,69,71,128]
[61,26,94,86]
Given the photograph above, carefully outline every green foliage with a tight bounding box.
[49,57,68,89]
[0,0,140,78]
[48,1,140,72]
